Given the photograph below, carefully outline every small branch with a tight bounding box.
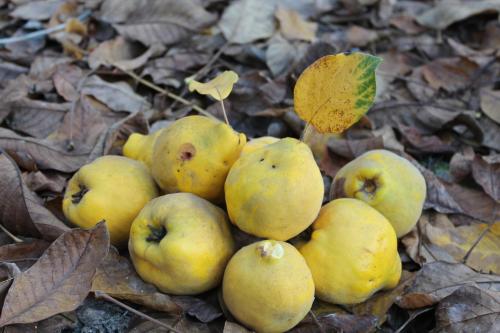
[0,10,92,45]
[461,222,494,264]
[308,310,325,333]
[119,67,216,120]
[94,291,181,333]
[0,224,23,243]
[395,307,433,333]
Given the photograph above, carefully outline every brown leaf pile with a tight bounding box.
[0,0,498,332]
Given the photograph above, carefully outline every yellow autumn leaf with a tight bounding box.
[294,52,382,133]
[188,70,239,101]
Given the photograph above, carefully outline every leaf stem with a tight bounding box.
[94,291,181,333]
[118,67,216,120]
[461,222,494,264]
[0,224,23,243]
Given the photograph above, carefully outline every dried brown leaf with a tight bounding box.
[0,240,50,271]
[23,171,67,193]
[0,151,69,240]
[92,247,182,314]
[100,0,216,46]
[434,285,500,332]
[346,25,379,47]
[275,6,317,42]
[421,57,479,93]
[396,261,500,310]
[10,0,64,20]
[53,64,82,102]
[472,154,500,201]
[480,87,500,125]
[0,223,109,326]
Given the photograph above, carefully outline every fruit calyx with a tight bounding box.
[178,143,196,162]
[257,241,284,259]
[146,224,167,243]
[71,184,89,204]
[360,177,378,197]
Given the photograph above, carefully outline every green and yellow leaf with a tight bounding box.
[293,52,382,133]
[188,70,239,101]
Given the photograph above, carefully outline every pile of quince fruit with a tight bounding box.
[62,54,426,333]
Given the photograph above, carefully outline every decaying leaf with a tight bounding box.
[0,151,69,240]
[92,247,182,314]
[188,71,239,101]
[434,285,500,332]
[293,52,382,133]
[397,261,500,310]
[0,223,109,326]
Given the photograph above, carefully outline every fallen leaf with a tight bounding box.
[52,64,82,102]
[292,313,378,333]
[472,154,500,201]
[0,223,109,326]
[0,240,50,271]
[10,0,64,20]
[396,261,500,309]
[219,0,276,44]
[346,25,379,47]
[420,213,499,274]
[275,6,317,42]
[417,0,500,30]
[294,52,382,133]
[0,150,69,240]
[0,128,87,172]
[188,71,239,101]
[223,321,251,332]
[92,247,182,314]
[421,57,479,93]
[293,42,336,77]
[81,75,151,113]
[434,285,500,332]
[266,35,296,77]
[389,14,427,34]
[480,87,500,124]
[449,147,475,182]
[101,0,216,46]
[23,171,67,193]
[0,62,28,85]
[173,294,223,323]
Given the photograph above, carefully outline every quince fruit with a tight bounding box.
[241,136,279,156]
[123,129,164,168]
[129,192,234,295]
[152,115,246,202]
[63,156,158,247]
[331,149,426,237]
[225,138,323,240]
[223,240,314,333]
[299,198,401,305]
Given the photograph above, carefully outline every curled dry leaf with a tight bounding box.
[420,57,479,93]
[294,52,381,133]
[0,240,50,271]
[275,6,317,42]
[0,151,69,240]
[188,71,239,101]
[92,247,182,314]
[396,261,500,310]
[471,154,500,201]
[0,223,109,327]
[434,285,500,332]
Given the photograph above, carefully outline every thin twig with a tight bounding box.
[308,310,325,333]
[119,67,216,120]
[94,291,181,333]
[461,222,494,264]
[0,224,23,243]
[0,10,92,45]
[395,307,433,333]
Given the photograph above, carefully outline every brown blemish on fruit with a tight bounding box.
[71,184,88,204]
[329,177,346,200]
[178,143,196,162]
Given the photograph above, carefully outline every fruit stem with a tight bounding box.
[71,185,89,204]
[146,224,167,243]
[257,242,284,259]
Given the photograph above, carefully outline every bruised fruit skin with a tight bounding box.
[123,130,164,169]
[63,156,158,247]
[240,136,279,156]
[225,138,324,241]
[331,149,426,237]
[129,193,234,295]
[152,116,246,202]
[223,240,315,333]
[299,198,401,305]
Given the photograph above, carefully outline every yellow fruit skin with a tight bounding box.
[241,136,279,156]
[223,240,315,333]
[63,156,158,247]
[123,130,164,169]
[299,198,401,305]
[152,116,246,202]
[225,138,324,241]
[331,149,426,237]
[129,193,234,295]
